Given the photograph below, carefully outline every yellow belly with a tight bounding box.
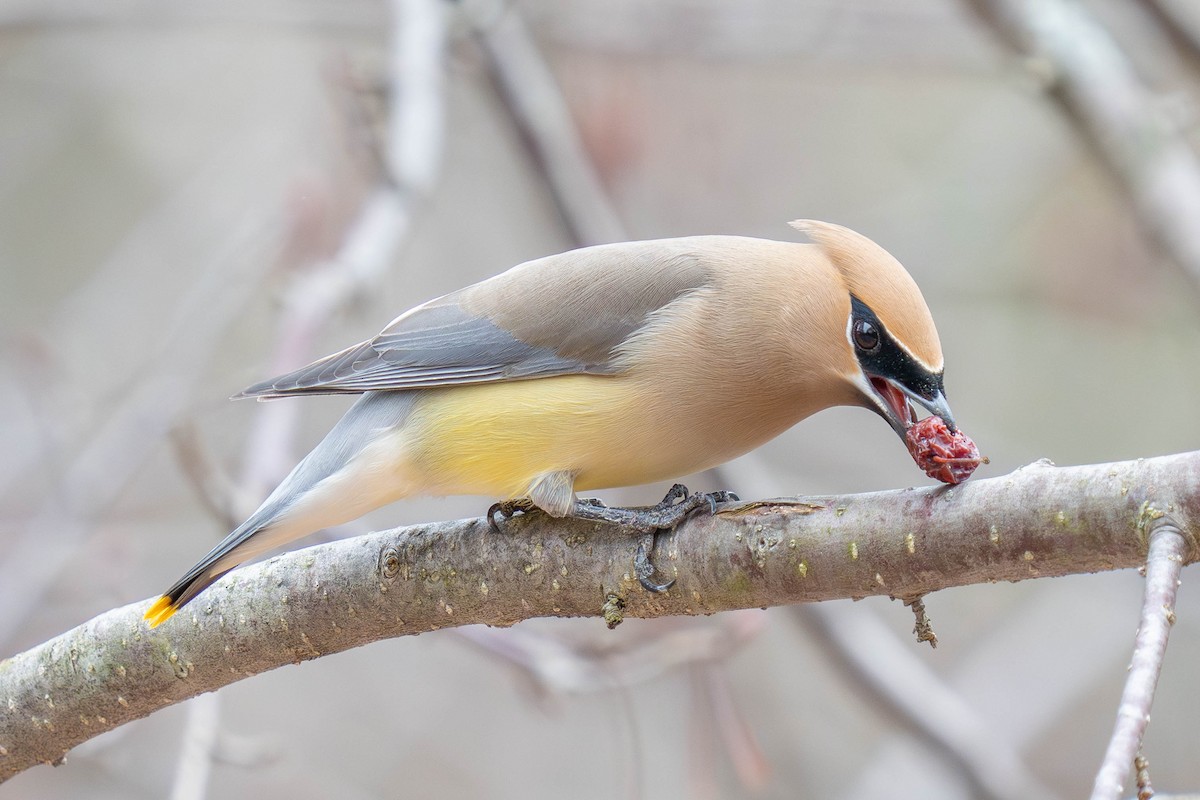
[400,375,692,499]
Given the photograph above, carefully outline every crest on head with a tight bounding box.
[789,220,943,373]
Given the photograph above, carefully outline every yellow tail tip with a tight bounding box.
[144,596,178,628]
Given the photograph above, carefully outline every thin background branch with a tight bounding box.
[1090,519,1188,800]
[472,3,626,246]
[465,8,775,789]
[965,0,1200,290]
[164,2,449,795]
[240,0,446,497]
[1142,0,1200,73]
[0,208,280,652]
[794,606,1058,800]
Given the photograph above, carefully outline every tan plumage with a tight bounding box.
[145,220,954,626]
[794,220,942,372]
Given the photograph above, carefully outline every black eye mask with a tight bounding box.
[849,295,943,401]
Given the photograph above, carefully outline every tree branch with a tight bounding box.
[2,450,1198,782]
[1090,518,1188,800]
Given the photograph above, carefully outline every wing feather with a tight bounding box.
[237,239,715,400]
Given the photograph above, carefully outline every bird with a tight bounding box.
[144,220,957,627]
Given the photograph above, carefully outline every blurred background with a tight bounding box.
[3,0,1200,797]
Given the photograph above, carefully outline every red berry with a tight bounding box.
[905,416,984,485]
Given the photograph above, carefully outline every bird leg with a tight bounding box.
[487,497,538,533]
[488,484,738,593]
[567,484,740,593]
[576,497,609,508]
[634,533,675,593]
[566,483,694,529]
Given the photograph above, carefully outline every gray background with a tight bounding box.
[2,1,1200,797]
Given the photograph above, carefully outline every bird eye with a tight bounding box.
[853,319,880,353]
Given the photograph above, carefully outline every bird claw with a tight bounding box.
[490,485,737,594]
[633,485,737,531]
[635,534,675,593]
[654,483,690,510]
[701,490,740,514]
[627,485,738,593]
[487,498,537,533]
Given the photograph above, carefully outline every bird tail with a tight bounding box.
[144,502,287,627]
[144,390,419,628]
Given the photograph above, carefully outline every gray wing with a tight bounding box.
[236,239,714,399]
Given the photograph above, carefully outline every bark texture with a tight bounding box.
[2,451,1198,781]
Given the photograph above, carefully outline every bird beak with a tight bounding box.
[864,375,957,439]
[920,388,956,432]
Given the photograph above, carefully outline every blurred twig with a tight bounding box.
[698,664,771,792]
[470,3,626,246]
[0,209,279,651]
[965,0,1200,289]
[454,612,764,694]
[684,660,773,798]
[169,424,243,531]
[794,604,1059,800]
[240,0,447,497]
[1141,0,1200,71]
[169,694,221,800]
[1090,518,1186,800]
[459,12,775,790]
[159,1,448,793]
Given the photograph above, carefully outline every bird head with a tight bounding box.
[790,219,956,440]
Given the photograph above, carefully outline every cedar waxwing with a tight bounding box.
[145,220,957,626]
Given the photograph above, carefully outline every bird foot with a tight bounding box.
[488,496,608,533]
[567,484,737,532]
[487,497,538,533]
[569,484,739,593]
[635,533,675,592]
[488,484,738,593]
